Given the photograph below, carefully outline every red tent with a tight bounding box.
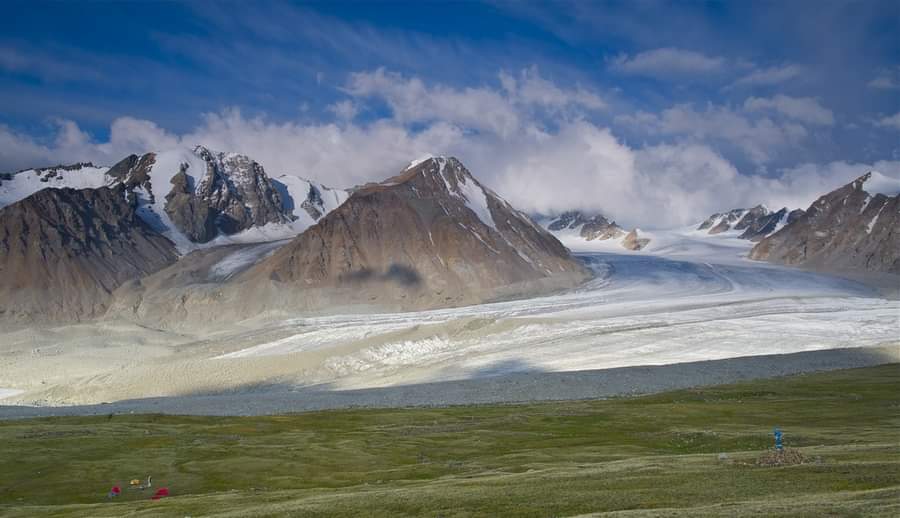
[151,487,170,500]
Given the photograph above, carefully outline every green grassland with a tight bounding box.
[1,364,898,517]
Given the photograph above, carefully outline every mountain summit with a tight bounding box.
[236,156,590,311]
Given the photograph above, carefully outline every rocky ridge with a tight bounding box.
[544,210,649,250]
[750,172,899,273]
[698,205,805,241]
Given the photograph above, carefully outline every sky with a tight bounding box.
[2,0,899,228]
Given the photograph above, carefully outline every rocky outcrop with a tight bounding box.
[698,205,804,241]
[547,211,587,231]
[108,147,293,244]
[187,147,290,237]
[750,173,899,273]
[699,208,750,234]
[622,229,650,251]
[543,210,646,250]
[581,214,627,241]
[0,186,177,322]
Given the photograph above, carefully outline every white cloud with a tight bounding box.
[0,68,892,229]
[345,67,521,137]
[610,47,725,76]
[499,66,606,111]
[729,64,804,88]
[327,99,359,121]
[744,95,834,126]
[616,102,809,165]
[875,112,900,130]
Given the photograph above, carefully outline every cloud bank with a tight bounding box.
[2,68,896,229]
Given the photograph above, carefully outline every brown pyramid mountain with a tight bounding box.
[750,173,899,274]
[0,186,177,322]
[236,156,590,309]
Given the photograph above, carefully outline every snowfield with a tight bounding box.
[0,230,897,406]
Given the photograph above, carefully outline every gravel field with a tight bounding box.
[1,346,895,419]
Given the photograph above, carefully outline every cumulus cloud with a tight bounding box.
[743,95,834,126]
[729,64,804,88]
[610,47,725,76]
[0,67,892,228]
[616,103,809,165]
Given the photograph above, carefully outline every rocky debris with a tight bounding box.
[756,448,810,467]
[237,156,590,311]
[622,229,650,251]
[0,186,177,322]
[750,172,899,273]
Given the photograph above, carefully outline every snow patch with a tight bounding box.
[406,154,436,170]
[866,204,886,234]
[0,164,111,208]
[452,171,498,232]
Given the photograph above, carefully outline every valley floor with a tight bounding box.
[1,364,898,516]
[0,230,897,408]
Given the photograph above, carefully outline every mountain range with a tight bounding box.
[0,150,588,325]
[1,147,896,326]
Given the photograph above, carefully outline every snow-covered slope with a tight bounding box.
[1,147,350,253]
[0,163,112,207]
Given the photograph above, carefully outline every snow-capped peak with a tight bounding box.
[406,154,439,170]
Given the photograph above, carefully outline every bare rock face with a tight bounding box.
[0,186,177,322]
[239,157,590,310]
[165,163,218,242]
[189,147,290,237]
[698,205,804,241]
[543,210,646,250]
[622,229,650,251]
[580,214,627,241]
[750,173,899,273]
[105,147,293,244]
[547,211,587,231]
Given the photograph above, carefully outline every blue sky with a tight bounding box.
[2,0,899,226]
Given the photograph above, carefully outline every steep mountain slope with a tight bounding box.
[108,157,590,327]
[1,147,349,250]
[242,156,590,306]
[750,172,899,273]
[0,186,178,322]
[697,205,804,241]
[543,210,650,251]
